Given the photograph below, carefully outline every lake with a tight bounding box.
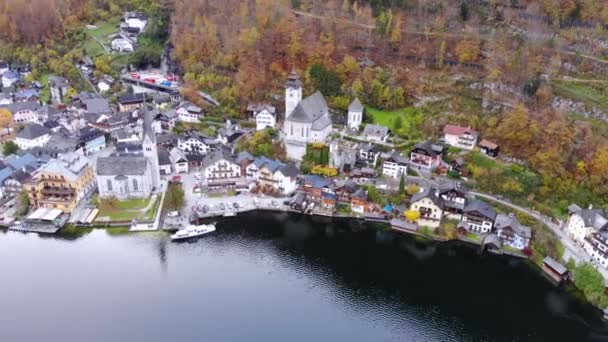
[0,212,606,341]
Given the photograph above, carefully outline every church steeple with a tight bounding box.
[141,101,161,189]
[284,69,302,117]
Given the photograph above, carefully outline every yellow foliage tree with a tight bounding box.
[0,108,14,137]
[404,210,421,222]
[311,165,338,177]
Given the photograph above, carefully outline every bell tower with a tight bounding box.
[284,69,302,118]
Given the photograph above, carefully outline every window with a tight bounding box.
[133,179,138,191]
[107,179,112,191]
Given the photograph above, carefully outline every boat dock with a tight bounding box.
[9,224,61,234]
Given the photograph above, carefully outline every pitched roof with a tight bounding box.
[348,98,363,112]
[438,180,469,194]
[201,150,235,168]
[5,153,37,170]
[479,139,498,150]
[286,91,328,124]
[82,98,111,115]
[118,93,145,104]
[49,75,69,88]
[17,123,50,140]
[363,124,389,138]
[157,149,171,166]
[577,208,608,231]
[443,124,478,137]
[4,101,41,113]
[464,199,497,221]
[411,187,443,207]
[97,156,148,175]
[495,213,532,238]
[411,140,444,157]
[284,69,302,89]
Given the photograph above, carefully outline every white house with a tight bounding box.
[460,199,497,234]
[347,98,363,131]
[170,147,189,174]
[253,104,276,131]
[583,232,608,269]
[410,140,445,171]
[362,124,390,143]
[409,187,444,228]
[178,133,210,155]
[566,204,608,243]
[282,71,332,144]
[2,70,19,88]
[382,151,408,179]
[176,102,204,123]
[443,125,479,150]
[124,12,147,33]
[437,180,468,218]
[5,101,41,123]
[111,35,135,52]
[246,157,299,195]
[201,150,242,191]
[15,123,51,149]
[97,76,115,93]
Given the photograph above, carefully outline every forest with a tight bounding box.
[1,0,608,213]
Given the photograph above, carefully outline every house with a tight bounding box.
[4,101,41,123]
[437,181,468,217]
[158,149,172,175]
[321,192,337,211]
[217,121,245,145]
[97,76,115,93]
[82,97,112,116]
[495,213,532,250]
[78,127,106,155]
[15,123,51,149]
[382,150,408,179]
[152,109,177,133]
[36,105,59,123]
[566,204,608,243]
[95,108,161,199]
[542,257,569,283]
[442,125,478,150]
[358,143,382,167]
[248,157,299,195]
[409,140,445,171]
[350,188,370,214]
[2,70,19,88]
[347,98,363,131]
[176,102,204,123]
[111,34,135,52]
[409,187,444,228]
[118,93,145,112]
[460,199,497,234]
[48,76,70,104]
[43,120,63,133]
[362,124,390,143]
[583,231,608,269]
[178,132,211,155]
[334,179,360,204]
[25,153,96,212]
[3,169,32,197]
[0,92,12,105]
[170,147,189,174]
[283,71,332,144]
[124,12,147,33]
[450,157,467,176]
[479,139,500,157]
[156,132,179,150]
[200,150,243,192]
[14,88,40,102]
[253,104,277,131]
[300,175,334,204]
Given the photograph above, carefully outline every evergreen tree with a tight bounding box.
[399,173,405,194]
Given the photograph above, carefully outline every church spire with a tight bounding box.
[142,95,155,143]
[285,69,302,89]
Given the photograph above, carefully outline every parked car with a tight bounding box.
[233,202,239,209]
[167,211,179,217]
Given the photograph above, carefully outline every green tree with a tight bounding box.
[309,63,342,97]
[165,183,185,212]
[2,141,19,156]
[398,173,405,194]
[393,116,403,131]
[16,190,30,217]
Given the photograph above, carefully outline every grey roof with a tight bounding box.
[158,149,171,166]
[279,164,300,178]
[363,124,389,138]
[568,204,582,213]
[17,123,50,140]
[49,75,69,88]
[412,140,444,157]
[410,187,443,207]
[286,91,329,124]
[39,153,90,181]
[142,106,155,142]
[495,213,532,239]
[82,98,111,114]
[4,101,41,113]
[170,147,188,163]
[438,180,469,194]
[201,150,235,168]
[311,115,332,130]
[348,98,363,112]
[2,70,19,80]
[464,199,497,221]
[118,93,145,104]
[577,208,608,230]
[97,156,148,176]
[483,233,503,248]
[543,257,568,275]
[235,151,255,164]
[9,169,31,183]
[156,132,178,144]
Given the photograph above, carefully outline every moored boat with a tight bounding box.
[170,223,216,241]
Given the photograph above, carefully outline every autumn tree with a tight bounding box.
[0,108,14,137]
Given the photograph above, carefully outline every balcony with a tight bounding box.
[41,186,75,196]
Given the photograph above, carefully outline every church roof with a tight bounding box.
[348,98,363,112]
[97,156,148,176]
[286,91,329,124]
[284,69,302,89]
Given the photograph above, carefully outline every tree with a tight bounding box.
[165,183,185,212]
[398,173,405,194]
[2,141,19,156]
[406,184,420,196]
[0,108,14,136]
[404,210,420,222]
[16,190,30,217]
[393,115,403,131]
[309,63,342,97]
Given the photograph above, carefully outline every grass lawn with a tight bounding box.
[553,81,608,112]
[465,232,481,243]
[38,73,50,103]
[142,198,160,221]
[96,197,152,221]
[83,38,107,58]
[86,20,120,40]
[366,106,425,141]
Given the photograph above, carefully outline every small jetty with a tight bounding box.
[390,218,419,233]
[9,208,69,234]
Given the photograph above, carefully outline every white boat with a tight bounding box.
[170,223,216,241]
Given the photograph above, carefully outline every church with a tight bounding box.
[282,70,332,144]
[96,107,161,200]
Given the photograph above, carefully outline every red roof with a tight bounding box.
[443,125,478,137]
[479,139,498,149]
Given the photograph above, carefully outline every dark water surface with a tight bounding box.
[0,212,607,341]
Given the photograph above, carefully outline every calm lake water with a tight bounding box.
[0,212,607,341]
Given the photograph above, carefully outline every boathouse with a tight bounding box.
[542,257,569,283]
